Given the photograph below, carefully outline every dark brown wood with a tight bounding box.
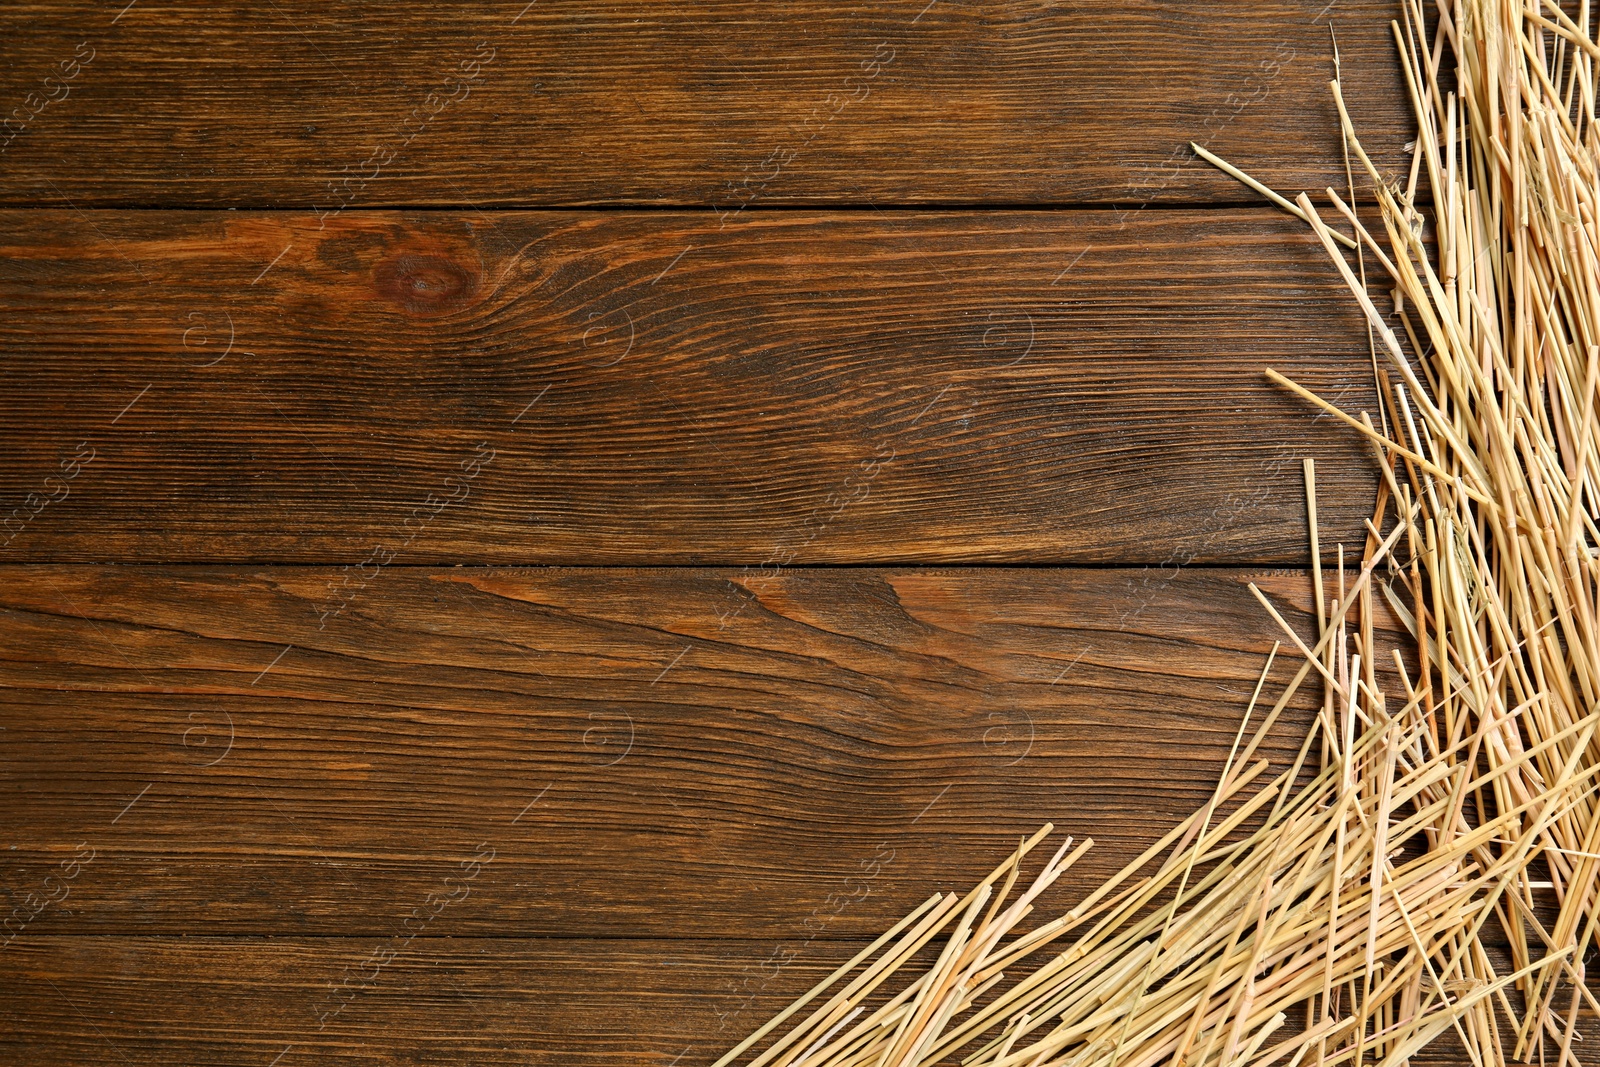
[0,564,1383,938]
[0,935,1576,1066]
[0,2,1413,208]
[0,208,1384,565]
[8,936,810,1067]
[0,8,1473,1064]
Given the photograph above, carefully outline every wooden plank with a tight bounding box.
[7,936,776,1066]
[0,935,1570,1066]
[0,208,1383,564]
[0,564,1389,938]
[0,2,1414,208]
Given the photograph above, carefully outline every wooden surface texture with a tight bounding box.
[0,566,1347,937]
[0,1,1411,207]
[4,938,1581,1066]
[0,208,1378,565]
[0,2,1479,1065]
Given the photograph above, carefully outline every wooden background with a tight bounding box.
[0,2,1432,1064]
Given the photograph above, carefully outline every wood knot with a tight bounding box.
[374,253,477,316]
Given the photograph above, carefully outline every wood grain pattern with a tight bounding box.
[0,565,1370,938]
[0,6,1454,1064]
[0,936,1573,1066]
[0,936,1053,1066]
[0,208,1383,565]
[8,936,804,1067]
[0,1,1413,208]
